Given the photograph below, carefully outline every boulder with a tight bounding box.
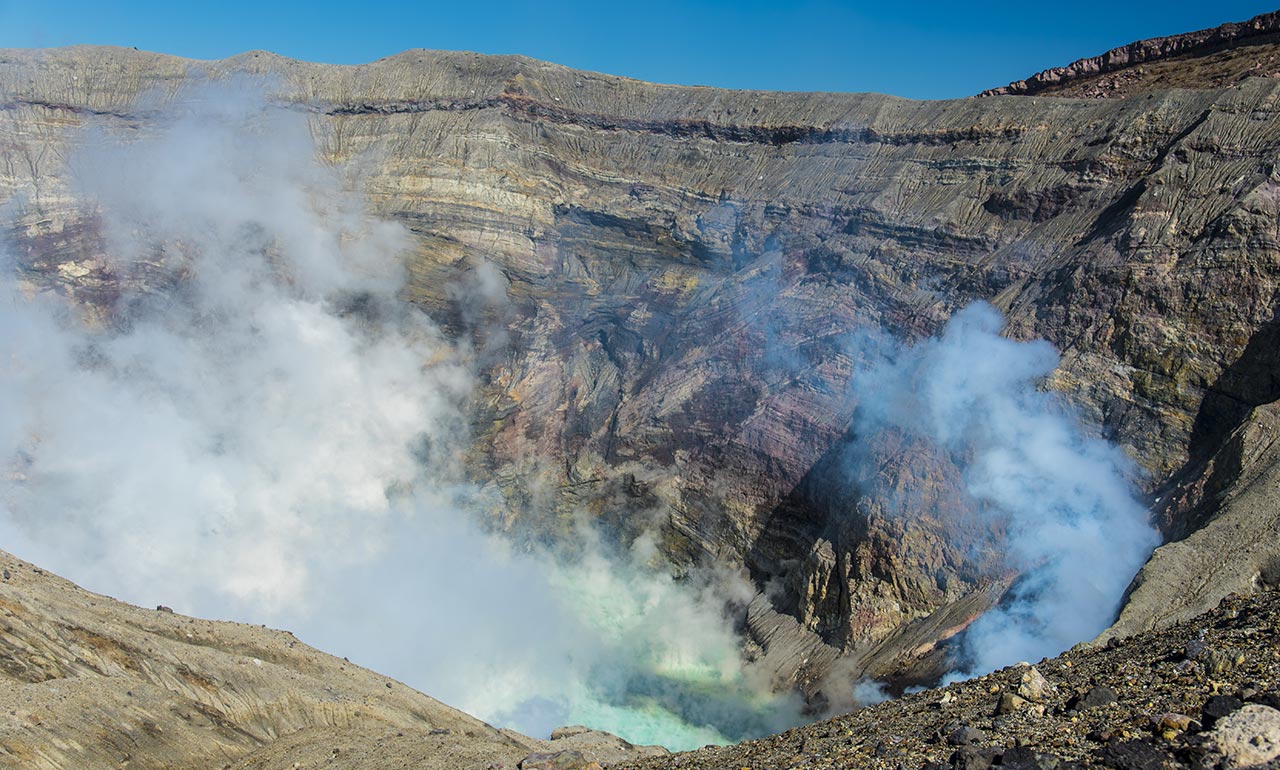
[1205,704,1280,768]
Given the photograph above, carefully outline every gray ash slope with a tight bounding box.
[0,547,666,769]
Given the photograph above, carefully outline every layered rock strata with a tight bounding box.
[982,10,1280,98]
[2,28,1280,696]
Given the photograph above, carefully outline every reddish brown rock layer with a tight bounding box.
[982,10,1280,98]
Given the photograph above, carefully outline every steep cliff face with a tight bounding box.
[2,35,1279,692]
[1104,400,1280,641]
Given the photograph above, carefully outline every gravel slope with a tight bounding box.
[618,590,1280,770]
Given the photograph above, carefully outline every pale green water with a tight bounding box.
[568,694,732,750]
[506,540,805,751]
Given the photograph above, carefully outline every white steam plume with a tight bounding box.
[1,77,467,612]
[0,78,804,750]
[852,303,1160,675]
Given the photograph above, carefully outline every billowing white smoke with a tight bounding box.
[852,303,1160,675]
[0,78,802,750]
[0,78,466,613]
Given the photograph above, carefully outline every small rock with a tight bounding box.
[156,605,173,613]
[1204,704,1280,767]
[1093,738,1175,770]
[1202,694,1244,728]
[997,692,1030,715]
[1017,666,1053,702]
[1202,647,1246,676]
[1184,631,1207,661]
[872,739,899,757]
[1000,745,1054,770]
[1074,686,1118,710]
[1152,712,1195,739]
[1154,712,1194,731]
[549,725,593,740]
[948,745,998,770]
[947,726,987,746]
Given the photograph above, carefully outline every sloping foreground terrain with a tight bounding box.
[621,589,1280,770]
[3,6,1280,747]
[0,548,665,769]
[0,544,1276,770]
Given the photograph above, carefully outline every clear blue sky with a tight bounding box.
[2,1,1276,98]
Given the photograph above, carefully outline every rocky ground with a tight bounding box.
[618,590,1280,770]
[0,548,666,770]
[4,538,1278,770]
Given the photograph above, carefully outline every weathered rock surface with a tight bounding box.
[0,549,536,768]
[3,12,1280,706]
[1103,401,1280,641]
[983,10,1280,98]
[1203,704,1280,768]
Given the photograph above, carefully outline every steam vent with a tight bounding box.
[2,7,1280,770]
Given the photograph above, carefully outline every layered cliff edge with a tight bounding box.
[3,9,1280,760]
[981,9,1280,98]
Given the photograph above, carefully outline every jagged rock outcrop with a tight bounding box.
[3,19,1280,701]
[982,9,1280,98]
